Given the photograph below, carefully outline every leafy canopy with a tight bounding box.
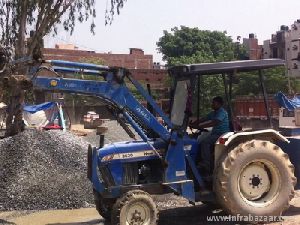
[157,26,246,65]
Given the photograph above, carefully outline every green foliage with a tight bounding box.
[106,0,127,25]
[234,68,285,96]
[157,26,246,66]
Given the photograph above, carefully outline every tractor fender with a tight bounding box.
[214,129,289,166]
[219,129,289,147]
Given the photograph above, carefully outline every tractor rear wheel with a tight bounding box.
[111,190,158,225]
[214,140,296,220]
[93,189,115,221]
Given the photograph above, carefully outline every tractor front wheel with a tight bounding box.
[93,189,115,221]
[111,190,158,225]
[214,140,296,220]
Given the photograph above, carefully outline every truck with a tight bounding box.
[14,58,299,224]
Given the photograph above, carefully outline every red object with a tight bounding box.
[234,96,280,119]
[43,124,62,130]
[218,137,227,145]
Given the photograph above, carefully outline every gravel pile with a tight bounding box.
[0,121,192,212]
[0,129,93,210]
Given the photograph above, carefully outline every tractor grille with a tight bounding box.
[99,166,115,187]
[122,163,138,185]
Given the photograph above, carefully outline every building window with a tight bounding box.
[293,45,298,51]
[293,63,298,69]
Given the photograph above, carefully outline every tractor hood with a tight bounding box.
[97,139,167,164]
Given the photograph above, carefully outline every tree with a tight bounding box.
[0,0,126,59]
[157,26,246,66]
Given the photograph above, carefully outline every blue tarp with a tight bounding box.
[23,102,56,114]
[275,92,300,111]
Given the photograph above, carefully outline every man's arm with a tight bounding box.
[198,119,220,129]
[189,117,208,129]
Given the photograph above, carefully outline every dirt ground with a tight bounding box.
[1,194,300,225]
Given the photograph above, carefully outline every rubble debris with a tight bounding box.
[0,129,93,210]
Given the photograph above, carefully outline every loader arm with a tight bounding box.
[32,61,171,142]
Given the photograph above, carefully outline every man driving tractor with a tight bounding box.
[190,96,230,174]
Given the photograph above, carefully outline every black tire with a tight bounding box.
[111,190,158,225]
[93,189,115,221]
[214,140,297,220]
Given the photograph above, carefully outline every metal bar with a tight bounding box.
[127,75,173,129]
[259,69,273,128]
[197,76,200,120]
[222,74,233,130]
[222,74,230,105]
[146,83,155,116]
[46,60,109,71]
[99,135,105,148]
[53,66,103,76]
[57,103,66,132]
[185,153,206,189]
[123,111,162,159]
[123,111,148,141]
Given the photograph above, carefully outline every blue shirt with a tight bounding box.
[207,107,230,135]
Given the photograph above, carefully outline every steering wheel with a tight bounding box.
[198,128,209,133]
[189,125,209,138]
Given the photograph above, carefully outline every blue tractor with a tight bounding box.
[31,59,297,224]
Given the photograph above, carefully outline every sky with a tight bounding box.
[45,0,300,63]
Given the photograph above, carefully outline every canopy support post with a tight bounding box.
[197,75,200,120]
[259,69,273,128]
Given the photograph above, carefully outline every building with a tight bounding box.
[243,34,262,60]
[269,25,289,60]
[262,40,271,59]
[286,20,300,77]
[262,20,300,77]
[242,20,300,78]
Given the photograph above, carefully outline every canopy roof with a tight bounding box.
[168,59,285,77]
